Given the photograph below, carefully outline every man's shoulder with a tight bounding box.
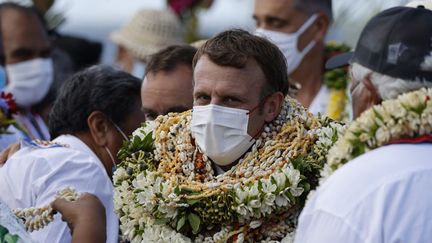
[301,144,432,242]
[14,138,94,162]
[4,138,102,176]
[310,143,432,216]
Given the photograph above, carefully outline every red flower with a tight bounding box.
[168,0,200,16]
[1,92,18,115]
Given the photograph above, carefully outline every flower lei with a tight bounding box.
[323,41,351,121]
[0,92,19,135]
[321,88,432,182]
[114,96,343,243]
[13,187,81,232]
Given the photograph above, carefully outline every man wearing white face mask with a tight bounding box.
[0,3,53,147]
[253,0,333,116]
[190,29,288,172]
[112,29,340,241]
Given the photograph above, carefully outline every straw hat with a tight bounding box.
[110,9,183,60]
[190,39,207,49]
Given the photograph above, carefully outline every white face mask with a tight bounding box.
[106,120,129,173]
[190,104,256,166]
[5,58,53,107]
[255,14,318,75]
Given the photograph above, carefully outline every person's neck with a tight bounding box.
[290,54,324,108]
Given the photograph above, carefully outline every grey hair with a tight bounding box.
[351,62,432,100]
[294,0,333,21]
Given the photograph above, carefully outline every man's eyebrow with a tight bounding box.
[266,15,289,24]
[10,47,33,57]
[193,90,208,97]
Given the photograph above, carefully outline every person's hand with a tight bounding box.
[51,193,106,243]
[0,143,20,167]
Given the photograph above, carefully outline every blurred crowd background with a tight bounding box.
[6,0,411,65]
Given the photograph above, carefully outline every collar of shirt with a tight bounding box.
[52,135,107,174]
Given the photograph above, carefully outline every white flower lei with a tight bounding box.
[321,88,432,183]
[114,97,342,243]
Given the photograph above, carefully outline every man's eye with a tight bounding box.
[196,95,210,101]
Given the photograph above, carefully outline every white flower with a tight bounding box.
[236,233,245,243]
[250,220,262,229]
[158,203,178,219]
[273,172,286,189]
[289,185,304,197]
[275,193,290,207]
[236,204,249,216]
[132,121,155,140]
[261,179,277,194]
[375,127,391,145]
[136,190,156,211]
[248,199,261,209]
[113,167,129,181]
[286,168,301,186]
[263,193,276,206]
[248,182,260,197]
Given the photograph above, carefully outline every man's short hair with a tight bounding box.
[145,45,197,77]
[49,65,141,138]
[294,0,333,21]
[193,29,289,96]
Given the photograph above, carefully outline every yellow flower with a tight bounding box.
[327,89,347,120]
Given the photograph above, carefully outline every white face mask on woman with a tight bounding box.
[5,58,53,107]
[190,104,256,166]
[255,14,318,75]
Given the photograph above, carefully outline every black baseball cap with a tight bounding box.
[326,6,432,81]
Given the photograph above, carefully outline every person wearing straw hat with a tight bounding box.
[110,9,183,78]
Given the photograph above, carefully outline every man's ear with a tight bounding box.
[313,12,330,42]
[362,75,381,106]
[263,92,285,122]
[87,111,110,147]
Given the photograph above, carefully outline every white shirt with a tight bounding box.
[0,125,28,151]
[295,144,432,243]
[0,135,118,243]
[14,112,50,140]
[308,85,330,116]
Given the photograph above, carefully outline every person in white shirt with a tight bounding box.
[295,6,432,243]
[0,65,145,243]
[253,0,333,115]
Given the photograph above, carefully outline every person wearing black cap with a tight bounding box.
[295,6,432,243]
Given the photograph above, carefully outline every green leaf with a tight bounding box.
[187,213,201,234]
[154,218,169,225]
[0,225,8,239]
[3,233,18,243]
[174,186,180,195]
[176,215,187,231]
[186,199,201,205]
